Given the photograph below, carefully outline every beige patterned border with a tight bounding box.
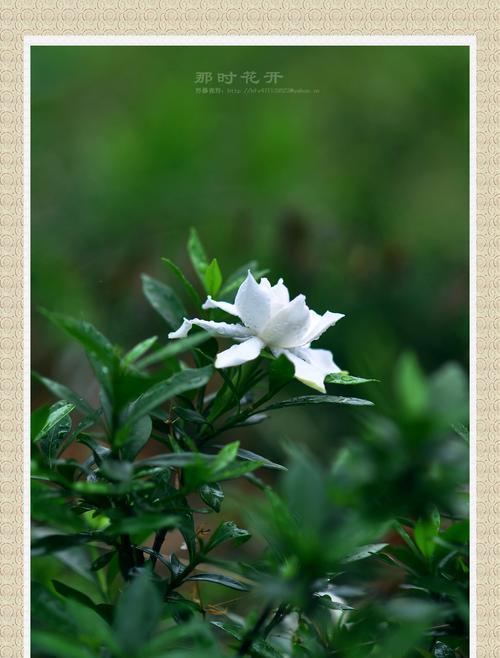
[1,2,497,657]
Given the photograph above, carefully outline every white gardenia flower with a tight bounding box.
[168,272,344,393]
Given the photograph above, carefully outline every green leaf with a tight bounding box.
[325,372,378,385]
[38,401,73,464]
[31,532,108,556]
[32,372,95,415]
[342,543,389,563]
[141,273,186,329]
[452,422,469,444]
[52,580,97,611]
[232,447,286,471]
[204,258,223,296]
[414,508,441,560]
[122,336,158,367]
[268,354,295,392]
[187,227,209,282]
[186,573,249,591]
[220,261,270,296]
[262,395,373,411]
[137,452,210,469]
[109,514,182,536]
[77,435,110,465]
[115,366,213,445]
[395,352,429,418]
[66,598,117,646]
[393,520,421,559]
[31,404,50,443]
[211,441,239,472]
[32,402,75,443]
[137,332,213,368]
[31,631,96,658]
[428,362,468,425]
[441,519,469,545]
[91,550,115,572]
[213,460,263,482]
[120,414,152,461]
[233,413,268,428]
[175,406,210,426]
[162,257,202,307]
[205,521,251,552]
[41,311,117,396]
[100,458,133,482]
[113,568,163,653]
[199,483,224,512]
[41,309,116,366]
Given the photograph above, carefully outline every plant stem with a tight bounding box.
[151,527,168,570]
[262,603,291,638]
[118,533,136,580]
[236,602,274,656]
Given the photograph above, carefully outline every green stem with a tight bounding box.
[262,603,291,638]
[151,527,168,571]
[236,602,274,656]
[165,555,201,594]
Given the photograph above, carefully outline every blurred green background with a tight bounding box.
[31,45,469,441]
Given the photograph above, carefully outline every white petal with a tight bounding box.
[215,336,264,369]
[259,277,289,314]
[291,346,341,375]
[300,310,345,345]
[260,295,311,348]
[168,317,252,340]
[168,318,193,339]
[202,296,240,317]
[235,271,272,333]
[276,348,327,393]
[270,278,290,312]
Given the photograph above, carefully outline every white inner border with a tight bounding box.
[23,34,477,658]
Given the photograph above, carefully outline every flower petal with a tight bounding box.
[274,348,328,393]
[168,318,252,340]
[235,271,272,333]
[167,318,193,339]
[275,345,340,392]
[260,295,311,348]
[300,311,345,345]
[263,277,289,313]
[202,296,240,317]
[215,336,264,369]
[290,346,341,376]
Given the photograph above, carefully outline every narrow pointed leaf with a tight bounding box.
[32,372,94,415]
[343,543,389,563]
[199,483,224,512]
[186,573,249,591]
[325,373,378,386]
[122,336,158,367]
[40,310,116,366]
[116,366,213,444]
[187,227,209,282]
[32,402,75,443]
[113,568,162,653]
[212,441,239,472]
[203,258,223,296]
[205,521,251,552]
[162,257,202,307]
[120,415,152,461]
[261,395,373,411]
[137,332,212,368]
[142,274,185,329]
